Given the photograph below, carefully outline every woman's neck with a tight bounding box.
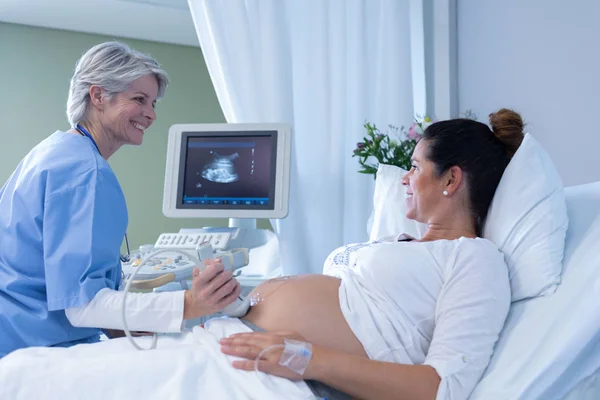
[419,213,477,242]
[76,119,120,160]
[419,226,477,242]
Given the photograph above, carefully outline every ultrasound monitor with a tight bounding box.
[163,123,291,222]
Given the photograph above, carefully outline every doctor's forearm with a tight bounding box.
[65,288,184,333]
[306,345,440,400]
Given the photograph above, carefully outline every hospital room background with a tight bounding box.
[1,0,600,398]
[1,0,599,255]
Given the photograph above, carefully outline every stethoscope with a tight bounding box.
[75,124,131,263]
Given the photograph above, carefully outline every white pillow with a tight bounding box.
[368,164,427,241]
[368,133,569,302]
[484,133,568,302]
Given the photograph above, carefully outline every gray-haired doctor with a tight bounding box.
[0,41,239,358]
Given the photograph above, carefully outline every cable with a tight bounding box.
[120,233,131,263]
[124,233,131,259]
[122,248,203,351]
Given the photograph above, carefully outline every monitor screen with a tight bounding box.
[163,123,291,219]
[179,132,277,209]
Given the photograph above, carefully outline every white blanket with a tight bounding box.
[0,318,314,400]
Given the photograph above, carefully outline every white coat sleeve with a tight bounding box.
[65,288,185,333]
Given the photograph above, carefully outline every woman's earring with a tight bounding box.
[443,190,449,196]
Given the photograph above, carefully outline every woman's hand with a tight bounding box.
[184,258,241,320]
[220,331,313,380]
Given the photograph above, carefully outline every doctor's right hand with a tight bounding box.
[183,258,241,320]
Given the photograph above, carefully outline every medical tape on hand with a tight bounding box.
[278,338,313,376]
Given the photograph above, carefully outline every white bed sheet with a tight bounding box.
[471,182,600,400]
[0,318,313,400]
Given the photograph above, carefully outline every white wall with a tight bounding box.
[457,0,600,186]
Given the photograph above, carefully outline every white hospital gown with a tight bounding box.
[324,235,511,400]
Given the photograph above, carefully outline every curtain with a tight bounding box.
[188,0,416,274]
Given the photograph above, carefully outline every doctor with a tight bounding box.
[0,41,240,358]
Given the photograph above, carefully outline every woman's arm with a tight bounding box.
[220,332,440,400]
[309,345,440,400]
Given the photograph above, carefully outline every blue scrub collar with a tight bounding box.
[75,124,101,155]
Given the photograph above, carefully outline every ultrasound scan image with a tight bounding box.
[201,152,240,183]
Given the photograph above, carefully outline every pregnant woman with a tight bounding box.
[222,109,525,400]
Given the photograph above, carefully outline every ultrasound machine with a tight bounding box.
[121,123,292,323]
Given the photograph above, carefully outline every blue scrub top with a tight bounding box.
[0,131,127,358]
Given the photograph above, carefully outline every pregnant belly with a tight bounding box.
[243,275,368,358]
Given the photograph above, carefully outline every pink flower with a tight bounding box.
[407,123,421,141]
[407,121,432,142]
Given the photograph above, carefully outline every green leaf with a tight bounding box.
[355,121,420,174]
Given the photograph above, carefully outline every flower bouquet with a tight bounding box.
[352,117,433,177]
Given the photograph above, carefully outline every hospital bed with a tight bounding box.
[471,181,600,399]
[0,182,599,400]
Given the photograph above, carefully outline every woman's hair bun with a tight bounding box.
[488,108,525,158]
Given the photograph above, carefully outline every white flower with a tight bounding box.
[419,121,432,133]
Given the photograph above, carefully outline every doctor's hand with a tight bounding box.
[183,258,241,320]
[220,331,314,381]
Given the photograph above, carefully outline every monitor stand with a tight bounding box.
[229,217,257,230]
